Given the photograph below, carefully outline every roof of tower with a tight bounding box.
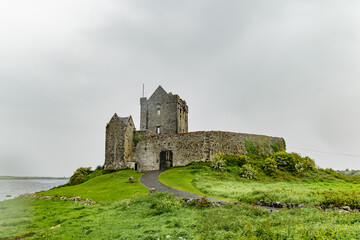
[120,117,129,123]
[149,85,167,100]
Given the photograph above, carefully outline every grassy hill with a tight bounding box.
[160,153,360,208]
[39,169,148,202]
[2,152,360,239]
[2,192,360,239]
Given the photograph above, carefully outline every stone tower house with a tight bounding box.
[104,114,135,169]
[140,86,188,134]
[104,86,286,171]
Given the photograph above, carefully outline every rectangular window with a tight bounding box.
[156,126,161,134]
[157,109,161,115]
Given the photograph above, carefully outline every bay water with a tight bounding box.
[0,179,69,201]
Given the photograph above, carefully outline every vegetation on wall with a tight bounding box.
[133,136,140,146]
[244,139,258,155]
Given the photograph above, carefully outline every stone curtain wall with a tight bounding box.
[133,131,285,171]
[208,132,285,157]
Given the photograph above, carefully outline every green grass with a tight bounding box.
[1,193,360,239]
[40,170,148,202]
[159,168,206,196]
[160,163,360,205]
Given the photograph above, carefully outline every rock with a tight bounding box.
[280,202,287,208]
[128,177,134,183]
[342,206,351,211]
[299,203,305,208]
[149,188,156,194]
[50,224,61,230]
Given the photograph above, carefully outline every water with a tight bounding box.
[0,179,69,201]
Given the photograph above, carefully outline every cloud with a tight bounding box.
[0,0,360,176]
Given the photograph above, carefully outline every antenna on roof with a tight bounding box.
[142,83,145,97]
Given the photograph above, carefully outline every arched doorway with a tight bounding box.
[159,151,173,170]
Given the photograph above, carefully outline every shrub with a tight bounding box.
[302,157,315,170]
[95,165,104,171]
[273,151,296,172]
[210,153,226,171]
[69,167,92,185]
[239,164,257,179]
[263,158,277,175]
[223,155,250,167]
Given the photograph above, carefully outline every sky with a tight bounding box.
[1,0,359,177]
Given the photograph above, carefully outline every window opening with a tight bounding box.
[156,126,161,134]
[156,104,161,115]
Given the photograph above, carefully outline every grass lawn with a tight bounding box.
[160,163,360,205]
[1,193,360,239]
[159,167,206,196]
[39,170,148,202]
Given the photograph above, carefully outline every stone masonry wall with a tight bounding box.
[133,131,285,171]
[140,86,188,134]
[104,115,126,169]
[123,120,135,165]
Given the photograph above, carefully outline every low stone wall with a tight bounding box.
[133,131,285,171]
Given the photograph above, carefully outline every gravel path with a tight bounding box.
[140,170,228,203]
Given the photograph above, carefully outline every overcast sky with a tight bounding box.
[1,0,359,177]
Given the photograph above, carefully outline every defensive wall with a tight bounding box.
[133,131,285,171]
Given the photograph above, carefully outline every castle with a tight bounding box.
[104,86,285,171]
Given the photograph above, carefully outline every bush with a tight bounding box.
[69,167,92,185]
[239,164,257,179]
[95,165,104,171]
[263,158,277,175]
[273,151,296,171]
[302,157,315,170]
[223,155,250,167]
[210,153,226,171]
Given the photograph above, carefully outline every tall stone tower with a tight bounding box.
[140,86,188,134]
[104,114,135,169]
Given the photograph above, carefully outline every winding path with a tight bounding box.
[140,170,228,203]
